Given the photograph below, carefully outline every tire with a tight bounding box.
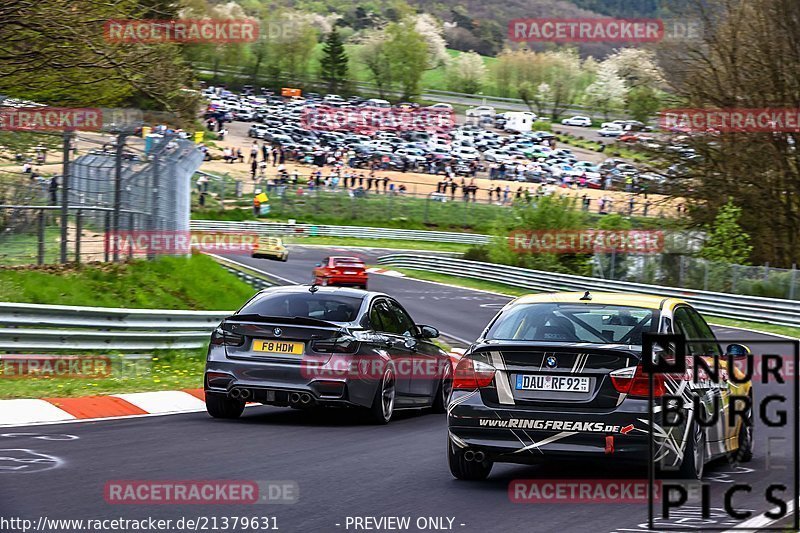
[431,365,452,414]
[448,441,493,480]
[367,368,396,424]
[206,393,245,419]
[732,392,754,463]
[677,419,706,480]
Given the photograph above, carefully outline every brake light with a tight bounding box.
[610,365,665,398]
[311,336,359,354]
[453,358,496,390]
[210,326,245,346]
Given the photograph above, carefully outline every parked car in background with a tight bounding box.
[599,125,625,137]
[561,116,593,127]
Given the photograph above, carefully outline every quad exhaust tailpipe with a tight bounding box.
[289,392,313,405]
[463,450,485,462]
[229,388,251,400]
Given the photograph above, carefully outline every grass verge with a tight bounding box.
[395,268,800,339]
[0,254,256,309]
[0,349,207,399]
[286,236,470,253]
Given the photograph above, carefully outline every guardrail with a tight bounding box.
[0,255,285,351]
[191,220,492,245]
[377,253,800,329]
[0,304,231,351]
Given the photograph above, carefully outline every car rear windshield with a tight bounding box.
[485,303,656,345]
[333,259,365,268]
[239,293,364,323]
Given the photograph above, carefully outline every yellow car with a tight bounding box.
[252,236,288,262]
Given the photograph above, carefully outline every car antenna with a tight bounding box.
[309,284,319,294]
[580,290,592,301]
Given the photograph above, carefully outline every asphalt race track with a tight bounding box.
[2,246,796,532]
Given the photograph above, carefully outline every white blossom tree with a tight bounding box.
[584,61,628,118]
[445,52,486,94]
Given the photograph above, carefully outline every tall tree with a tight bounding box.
[663,0,800,266]
[320,28,349,93]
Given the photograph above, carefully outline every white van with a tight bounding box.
[504,112,537,133]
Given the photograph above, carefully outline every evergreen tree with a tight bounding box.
[320,28,349,93]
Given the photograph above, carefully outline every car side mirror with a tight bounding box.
[417,325,439,339]
[726,343,751,359]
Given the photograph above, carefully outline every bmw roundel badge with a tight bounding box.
[545,355,557,368]
[273,327,282,337]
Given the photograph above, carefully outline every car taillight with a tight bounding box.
[210,326,245,347]
[610,365,665,398]
[453,358,496,390]
[311,336,359,354]
[330,269,340,274]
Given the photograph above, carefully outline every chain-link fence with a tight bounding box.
[0,131,203,265]
[593,253,800,300]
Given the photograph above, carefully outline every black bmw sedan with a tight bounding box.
[205,285,452,424]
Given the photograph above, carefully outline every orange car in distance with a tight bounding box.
[312,256,369,290]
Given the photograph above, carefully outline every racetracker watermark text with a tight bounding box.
[509,479,661,503]
[105,480,298,505]
[106,231,258,255]
[104,19,259,43]
[660,108,800,133]
[509,230,664,254]
[301,106,455,135]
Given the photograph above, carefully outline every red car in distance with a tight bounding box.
[312,256,369,290]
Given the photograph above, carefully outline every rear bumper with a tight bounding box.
[204,346,379,408]
[323,275,367,286]
[447,390,683,465]
[252,251,286,260]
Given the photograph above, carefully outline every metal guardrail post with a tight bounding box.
[104,211,111,262]
[112,133,125,262]
[60,131,72,263]
[37,209,45,265]
[75,209,82,264]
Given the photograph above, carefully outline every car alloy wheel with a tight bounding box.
[381,370,396,420]
[692,422,705,479]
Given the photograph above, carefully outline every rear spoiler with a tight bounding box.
[224,314,344,329]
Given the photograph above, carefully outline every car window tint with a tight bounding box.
[375,301,400,334]
[369,302,385,331]
[486,303,654,344]
[240,293,363,323]
[387,301,416,337]
[686,307,722,356]
[673,307,704,355]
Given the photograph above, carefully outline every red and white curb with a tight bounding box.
[2,351,467,427]
[366,267,405,277]
[0,389,208,427]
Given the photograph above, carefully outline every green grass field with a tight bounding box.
[211,192,507,233]
[0,254,256,309]
[0,349,207,399]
